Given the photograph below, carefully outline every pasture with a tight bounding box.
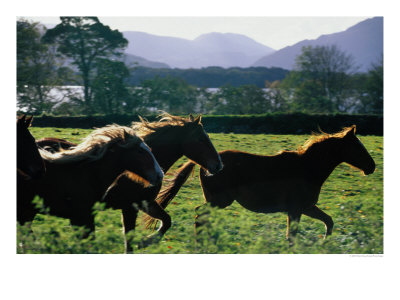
[17,127,383,254]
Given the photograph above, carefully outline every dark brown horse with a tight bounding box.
[17,115,45,180]
[147,125,375,244]
[18,125,164,243]
[36,113,223,252]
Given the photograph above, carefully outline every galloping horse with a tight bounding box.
[146,125,375,243]
[35,113,222,252]
[17,125,163,241]
[17,115,45,180]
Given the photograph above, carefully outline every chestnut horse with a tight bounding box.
[36,113,223,252]
[18,125,163,243]
[146,125,375,244]
[17,115,45,180]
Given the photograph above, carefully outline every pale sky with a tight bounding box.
[23,16,370,50]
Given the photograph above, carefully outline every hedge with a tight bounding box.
[31,113,383,136]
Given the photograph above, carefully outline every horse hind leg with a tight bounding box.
[138,200,171,248]
[194,203,211,236]
[302,205,334,239]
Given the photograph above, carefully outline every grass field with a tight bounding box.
[17,127,383,254]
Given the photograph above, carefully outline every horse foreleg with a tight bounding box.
[286,212,302,246]
[121,206,138,253]
[302,205,334,238]
[194,203,211,235]
[139,201,171,248]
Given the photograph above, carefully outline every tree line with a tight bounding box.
[17,17,383,116]
[127,66,288,88]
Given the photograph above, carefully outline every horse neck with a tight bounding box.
[303,139,344,185]
[144,136,184,172]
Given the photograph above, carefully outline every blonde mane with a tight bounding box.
[130,112,201,146]
[297,125,356,154]
[131,112,193,138]
[40,125,143,164]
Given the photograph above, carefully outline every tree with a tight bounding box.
[208,85,243,114]
[133,76,199,114]
[351,60,383,114]
[364,61,383,114]
[240,85,272,114]
[42,17,128,113]
[205,85,272,115]
[91,59,131,114]
[17,19,66,114]
[291,45,357,112]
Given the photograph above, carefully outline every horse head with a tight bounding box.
[341,125,375,175]
[17,115,45,179]
[180,114,223,175]
[116,137,164,187]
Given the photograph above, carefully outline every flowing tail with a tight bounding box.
[144,161,196,230]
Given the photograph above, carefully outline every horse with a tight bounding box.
[17,115,45,180]
[146,125,375,245]
[17,125,164,244]
[38,113,223,252]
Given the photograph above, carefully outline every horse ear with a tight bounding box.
[18,114,26,122]
[351,125,356,134]
[189,114,195,122]
[194,115,202,124]
[123,129,129,141]
[25,116,33,127]
[346,125,356,137]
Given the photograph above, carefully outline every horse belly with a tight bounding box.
[234,178,319,214]
[39,169,96,218]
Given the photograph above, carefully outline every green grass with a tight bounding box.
[17,128,383,254]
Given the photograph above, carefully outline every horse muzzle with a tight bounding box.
[206,161,224,176]
[148,171,164,186]
[363,160,376,175]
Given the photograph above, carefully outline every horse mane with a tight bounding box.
[131,112,196,143]
[40,125,143,164]
[297,125,356,155]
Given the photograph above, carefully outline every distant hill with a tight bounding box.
[253,17,383,72]
[122,53,170,68]
[122,31,275,68]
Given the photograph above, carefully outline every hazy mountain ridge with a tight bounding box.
[123,53,170,68]
[252,17,383,72]
[122,31,275,68]
[41,18,383,71]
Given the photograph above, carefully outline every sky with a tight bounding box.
[23,16,370,50]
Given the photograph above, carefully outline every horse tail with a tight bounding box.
[144,161,196,230]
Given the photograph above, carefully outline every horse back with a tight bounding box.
[217,150,304,179]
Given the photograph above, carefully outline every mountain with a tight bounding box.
[253,17,383,72]
[122,53,170,68]
[122,31,275,68]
